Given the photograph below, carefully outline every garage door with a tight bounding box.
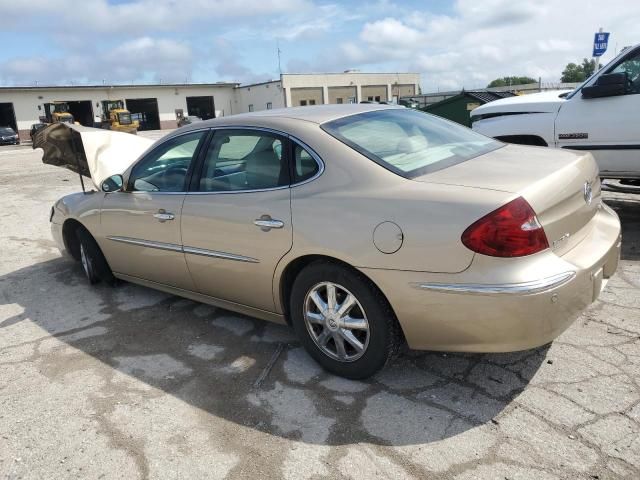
[186,96,215,120]
[0,103,17,132]
[126,98,160,131]
[65,100,94,127]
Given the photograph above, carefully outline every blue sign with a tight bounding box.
[593,32,610,57]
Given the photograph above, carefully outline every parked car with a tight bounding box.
[471,43,640,182]
[37,105,621,378]
[177,115,202,128]
[30,123,47,142]
[0,126,19,145]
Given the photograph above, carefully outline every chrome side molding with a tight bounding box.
[107,236,259,263]
[106,236,183,253]
[182,246,259,263]
[412,271,577,296]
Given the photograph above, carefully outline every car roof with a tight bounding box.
[201,103,403,127]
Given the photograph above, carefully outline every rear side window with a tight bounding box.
[322,108,502,178]
[293,144,319,182]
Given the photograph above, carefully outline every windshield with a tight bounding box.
[118,113,132,125]
[322,109,502,178]
[0,127,15,135]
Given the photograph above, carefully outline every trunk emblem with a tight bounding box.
[584,181,593,205]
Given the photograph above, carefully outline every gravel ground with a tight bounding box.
[0,141,639,479]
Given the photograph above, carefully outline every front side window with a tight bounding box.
[129,131,205,192]
[198,130,289,192]
[322,108,502,178]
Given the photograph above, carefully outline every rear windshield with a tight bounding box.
[322,108,502,178]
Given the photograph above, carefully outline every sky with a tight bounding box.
[0,0,638,92]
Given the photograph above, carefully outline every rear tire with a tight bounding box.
[289,261,401,379]
[76,229,115,285]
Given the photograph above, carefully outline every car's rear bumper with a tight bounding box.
[361,204,621,352]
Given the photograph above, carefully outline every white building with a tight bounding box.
[0,72,420,141]
[235,72,420,113]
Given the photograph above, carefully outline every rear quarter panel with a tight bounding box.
[278,122,513,278]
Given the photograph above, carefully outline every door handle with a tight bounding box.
[254,215,284,231]
[153,209,175,222]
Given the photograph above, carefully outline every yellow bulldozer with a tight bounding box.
[100,100,139,134]
[41,102,75,124]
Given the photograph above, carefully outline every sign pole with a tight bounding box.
[594,27,603,70]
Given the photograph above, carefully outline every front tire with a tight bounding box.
[289,261,401,379]
[76,229,115,285]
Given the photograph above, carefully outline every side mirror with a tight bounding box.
[582,72,628,99]
[101,174,124,193]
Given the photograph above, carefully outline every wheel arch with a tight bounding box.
[277,254,402,335]
[61,218,87,261]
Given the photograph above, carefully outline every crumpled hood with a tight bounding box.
[33,123,153,189]
[471,90,571,117]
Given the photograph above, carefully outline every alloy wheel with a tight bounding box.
[303,282,370,362]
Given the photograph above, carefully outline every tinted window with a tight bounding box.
[611,49,640,94]
[199,130,288,192]
[322,109,502,178]
[293,144,319,182]
[0,127,14,135]
[129,131,205,192]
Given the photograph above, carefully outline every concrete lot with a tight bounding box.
[1,141,639,480]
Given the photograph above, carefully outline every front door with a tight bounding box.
[181,129,293,312]
[100,130,208,289]
[555,46,640,178]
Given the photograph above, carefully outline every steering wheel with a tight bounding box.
[159,165,188,188]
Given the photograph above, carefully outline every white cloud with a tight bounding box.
[0,0,314,33]
[0,37,194,85]
[333,0,640,91]
[0,0,638,89]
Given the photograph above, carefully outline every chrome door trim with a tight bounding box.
[183,246,259,263]
[107,235,260,263]
[106,236,183,253]
[412,271,576,296]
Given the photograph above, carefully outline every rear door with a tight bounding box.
[100,130,207,289]
[555,46,640,178]
[180,128,293,312]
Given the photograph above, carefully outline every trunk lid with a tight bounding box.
[416,144,601,256]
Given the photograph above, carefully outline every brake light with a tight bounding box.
[461,197,549,257]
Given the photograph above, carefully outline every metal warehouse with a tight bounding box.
[0,72,420,141]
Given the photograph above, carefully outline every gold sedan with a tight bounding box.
[42,104,621,379]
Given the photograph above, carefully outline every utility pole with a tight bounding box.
[277,40,282,76]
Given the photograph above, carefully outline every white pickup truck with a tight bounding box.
[472,44,640,184]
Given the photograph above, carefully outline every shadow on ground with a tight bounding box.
[0,255,549,448]
[606,195,640,261]
[9,190,638,451]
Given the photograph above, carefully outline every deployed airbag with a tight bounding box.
[33,123,154,189]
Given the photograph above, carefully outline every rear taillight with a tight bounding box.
[461,196,549,257]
